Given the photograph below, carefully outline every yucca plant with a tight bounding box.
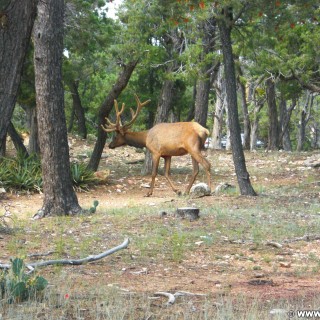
[70,162,98,191]
[0,154,97,193]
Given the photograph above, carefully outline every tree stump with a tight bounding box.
[176,207,200,221]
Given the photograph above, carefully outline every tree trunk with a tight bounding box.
[297,92,313,151]
[34,0,81,217]
[194,18,217,128]
[194,79,211,127]
[211,66,226,149]
[218,9,256,196]
[68,80,87,139]
[279,97,294,151]
[266,78,279,150]
[87,60,138,171]
[7,122,29,157]
[237,68,250,150]
[27,107,40,154]
[250,102,264,151]
[0,0,38,151]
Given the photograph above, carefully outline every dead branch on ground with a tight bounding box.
[0,238,129,271]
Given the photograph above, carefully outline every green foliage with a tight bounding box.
[89,200,99,214]
[0,154,97,193]
[70,162,98,191]
[0,153,42,192]
[0,258,48,304]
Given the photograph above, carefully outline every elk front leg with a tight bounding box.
[146,154,160,197]
[164,156,180,195]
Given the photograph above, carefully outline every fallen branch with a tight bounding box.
[0,238,130,270]
[154,292,176,305]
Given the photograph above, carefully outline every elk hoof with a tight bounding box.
[175,190,182,196]
[144,192,152,197]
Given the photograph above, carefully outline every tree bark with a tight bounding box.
[87,60,138,171]
[0,0,38,151]
[266,78,279,150]
[218,9,256,196]
[34,0,81,217]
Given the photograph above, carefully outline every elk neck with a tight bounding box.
[124,130,148,149]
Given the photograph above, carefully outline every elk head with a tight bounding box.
[101,94,151,149]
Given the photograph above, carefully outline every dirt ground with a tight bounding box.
[1,136,320,305]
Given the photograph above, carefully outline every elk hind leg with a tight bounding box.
[186,152,211,194]
[163,156,180,195]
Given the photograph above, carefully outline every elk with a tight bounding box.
[101,94,211,197]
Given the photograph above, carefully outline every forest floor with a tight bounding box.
[1,136,320,319]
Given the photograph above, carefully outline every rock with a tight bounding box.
[189,183,211,198]
[214,182,236,194]
[304,155,320,168]
[0,188,6,194]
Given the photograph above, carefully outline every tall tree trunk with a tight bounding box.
[34,0,81,217]
[87,60,138,171]
[218,8,256,196]
[68,80,87,139]
[0,0,38,151]
[266,78,279,150]
[7,122,29,157]
[211,66,226,149]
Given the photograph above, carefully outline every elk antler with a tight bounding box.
[101,99,125,133]
[101,94,151,133]
[123,94,151,130]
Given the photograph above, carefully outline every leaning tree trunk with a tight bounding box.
[218,8,256,196]
[34,0,82,217]
[87,60,138,171]
[266,78,279,151]
[0,0,38,152]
